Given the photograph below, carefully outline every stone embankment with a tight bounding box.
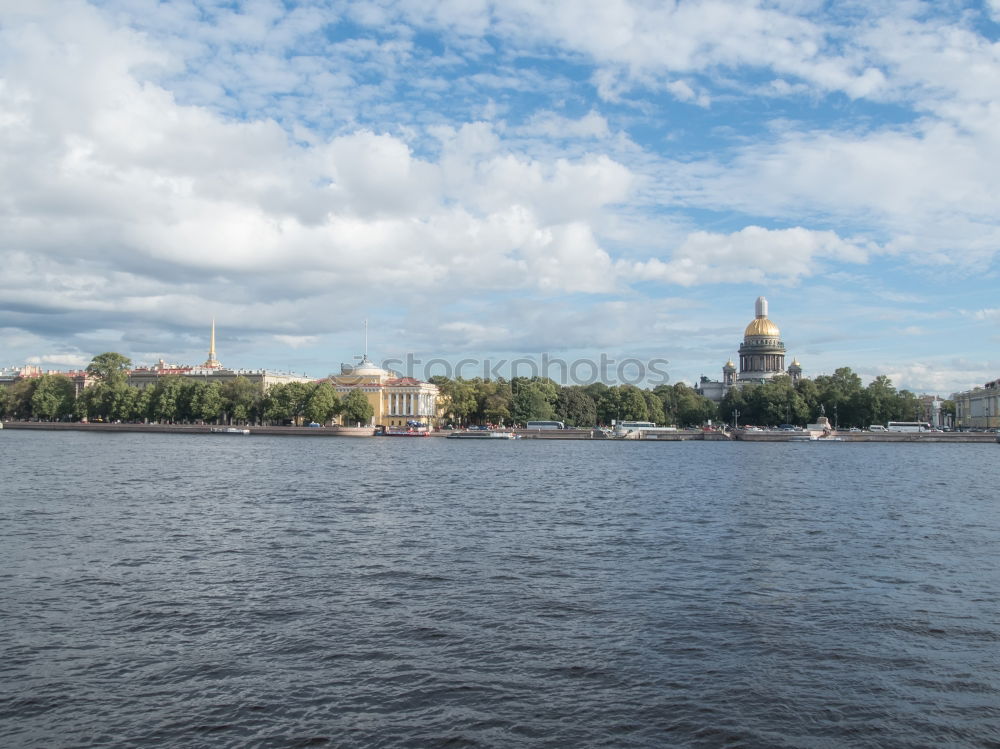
[734,430,995,443]
[0,422,375,437]
[2,422,995,443]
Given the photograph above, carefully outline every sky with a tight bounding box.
[1,0,999,395]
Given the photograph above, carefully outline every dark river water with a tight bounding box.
[2,431,999,748]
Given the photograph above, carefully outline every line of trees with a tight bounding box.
[1,353,953,429]
[431,376,718,427]
[720,368,953,428]
[0,352,376,426]
[431,367,953,429]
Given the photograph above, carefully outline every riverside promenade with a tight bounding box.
[2,422,996,442]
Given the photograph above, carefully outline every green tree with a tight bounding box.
[283,382,312,425]
[480,379,513,425]
[222,376,261,424]
[262,382,293,424]
[86,352,132,387]
[191,381,225,423]
[431,377,478,425]
[595,387,620,424]
[718,384,748,427]
[794,378,821,421]
[864,375,898,427]
[0,386,10,419]
[617,385,649,421]
[133,386,153,423]
[815,367,864,428]
[895,389,922,423]
[30,374,75,420]
[642,389,666,425]
[150,377,185,423]
[303,382,340,424]
[512,384,556,423]
[672,383,715,426]
[742,375,806,426]
[341,388,374,425]
[5,378,38,419]
[103,383,138,422]
[556,387,597,427]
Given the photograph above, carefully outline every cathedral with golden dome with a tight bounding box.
[696,296,802,402]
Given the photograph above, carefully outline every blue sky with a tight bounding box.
[2,0,999,394]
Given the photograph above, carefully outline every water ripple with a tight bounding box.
[1,433,999,747]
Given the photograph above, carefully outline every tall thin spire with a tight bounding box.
[203,318,221,368]
[364,318,368,358]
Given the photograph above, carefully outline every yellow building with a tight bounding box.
[327,356,440,427]
[952,379,999,429]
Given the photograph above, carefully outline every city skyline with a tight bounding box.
[2,1,999,395]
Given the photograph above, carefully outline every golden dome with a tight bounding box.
[744,317,780,338]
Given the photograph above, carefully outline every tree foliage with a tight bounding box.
[303,382,341,424]
[30,374,75,421]
[86,352,132,386]
[341,389,375,425]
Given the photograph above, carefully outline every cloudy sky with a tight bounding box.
[2,0,999,393]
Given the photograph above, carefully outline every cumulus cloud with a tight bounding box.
[621,226,870,286]
[2,0,999,388]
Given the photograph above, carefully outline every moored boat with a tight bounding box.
[211,427,250,435]
[447,430,519,439]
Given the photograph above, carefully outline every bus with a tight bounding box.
[525,420,565,430]
[886,421,931,433]
[616,421,655,431]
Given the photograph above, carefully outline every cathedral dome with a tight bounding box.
[744,317,781,338]
[744,296,780,338]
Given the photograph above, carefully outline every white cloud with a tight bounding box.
[2,0,999,382]
[26,353,91,369]
[518,111,611,140]
[972,308,1000,322]
[273,334,321,349]
[621,226,870,287]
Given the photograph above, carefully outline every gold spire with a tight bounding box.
[203,318,221,368]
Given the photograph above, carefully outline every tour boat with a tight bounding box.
[211,427,250,435]
[447,430,519,439]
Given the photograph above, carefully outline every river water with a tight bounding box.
[1,430,999,748]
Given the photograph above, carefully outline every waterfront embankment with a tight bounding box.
[2,421,996,442]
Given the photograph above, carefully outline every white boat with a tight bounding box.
[447,430,518,439]
[211,427,250,435]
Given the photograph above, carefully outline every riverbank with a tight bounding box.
[0,422,376,437]
[2,421,996,442]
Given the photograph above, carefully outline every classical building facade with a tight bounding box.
[696,297,803,403]
[1,325,313,398]
[326,355,440,427]
[127,323,312,391]
[952,378,999,429]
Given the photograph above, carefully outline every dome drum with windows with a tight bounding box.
[737,297,799,384]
